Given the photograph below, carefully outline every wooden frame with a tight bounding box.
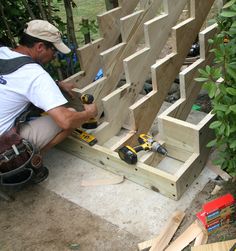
[60,0,218,200]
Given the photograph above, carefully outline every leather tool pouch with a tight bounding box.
[0,128,35,186]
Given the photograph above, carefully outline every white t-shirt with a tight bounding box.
[0,47,67,135]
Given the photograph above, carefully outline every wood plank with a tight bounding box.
[138,210,185,251]
[138,238,156,251]
[150,210,185,251]
[168,24,217,120]
[194,230,208,247]
[81,175,124,187]
[58,136,179,199]
[165,220,203,251]
[120,10,144,42]
[158,115,198,154]
[191,239,236,251]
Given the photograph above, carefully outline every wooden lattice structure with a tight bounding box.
[60,0,218,200]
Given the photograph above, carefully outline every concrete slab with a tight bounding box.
[43,148,217,240]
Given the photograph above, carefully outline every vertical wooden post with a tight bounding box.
[82,18,91,44]
[105,0,119,10]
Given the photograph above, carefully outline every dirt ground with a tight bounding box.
[0,176,235,251]
[0,185,140,251]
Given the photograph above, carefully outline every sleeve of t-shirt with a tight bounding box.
[27,71,68,112]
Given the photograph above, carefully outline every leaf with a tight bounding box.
[226,87,236,95]
[220,10,236,17]
[231,21,236,27]
[219,123,226,135]
[223,0,236,8]
[213,104,228,112]
[212,158,224,166]
[209,84,217,98]
[230,140,236,148]
[68,243,80,250]
[195,77,209,82]
[229,104,236,113]
[213,67,222,79]
[226,66,236,80]
[226,124,231,136]
[206,139,217,147]
[208,38,214,44]
[198,68,209,77]
[206,65,211,74]
[209,121,222,129]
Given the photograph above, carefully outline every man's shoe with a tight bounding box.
[31,166,49,184]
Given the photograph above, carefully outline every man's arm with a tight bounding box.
[47,103,97,130]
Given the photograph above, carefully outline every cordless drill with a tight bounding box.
[81,94,98,129]
[118,134,168,164]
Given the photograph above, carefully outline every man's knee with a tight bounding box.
[19,115,62,150]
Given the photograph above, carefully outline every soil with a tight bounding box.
[0,185,140,251]
[0,176,235,251]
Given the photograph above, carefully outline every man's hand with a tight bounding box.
[84,103,98,119]
[57,81,76,99]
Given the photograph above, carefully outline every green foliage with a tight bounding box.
[196,0,236,176]
[0,0,79,79]
[79,19,98,36]
[0,0,66,45]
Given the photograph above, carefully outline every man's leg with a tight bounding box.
[19,115,72,153]
[19,115,72,183]
[40,127,73,153]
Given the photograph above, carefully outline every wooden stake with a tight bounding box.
[165,220,203,251]
[138,211,185,251]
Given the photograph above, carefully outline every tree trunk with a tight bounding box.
[82,18,91,44]
[46,0,53,23]
[63,0,79,75]
[105,0,119,10]
[63,0,78,49]
[0,2,16,47]
[21,0,36,19]
[36,0,47,20]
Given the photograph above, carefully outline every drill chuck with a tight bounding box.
[151,142,168,155]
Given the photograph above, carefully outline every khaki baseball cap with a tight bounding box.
[24,19,71,54]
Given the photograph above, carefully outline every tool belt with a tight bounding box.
[0,127,36,186]
[0,104,45,187]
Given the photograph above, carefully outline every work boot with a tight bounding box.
[30,166,49,184]
[30,154,49,184]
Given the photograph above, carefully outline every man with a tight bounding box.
[0,20,97,183]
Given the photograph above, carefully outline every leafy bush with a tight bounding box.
[196,0,236,176]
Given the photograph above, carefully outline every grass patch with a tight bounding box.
[55,0,106,45]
